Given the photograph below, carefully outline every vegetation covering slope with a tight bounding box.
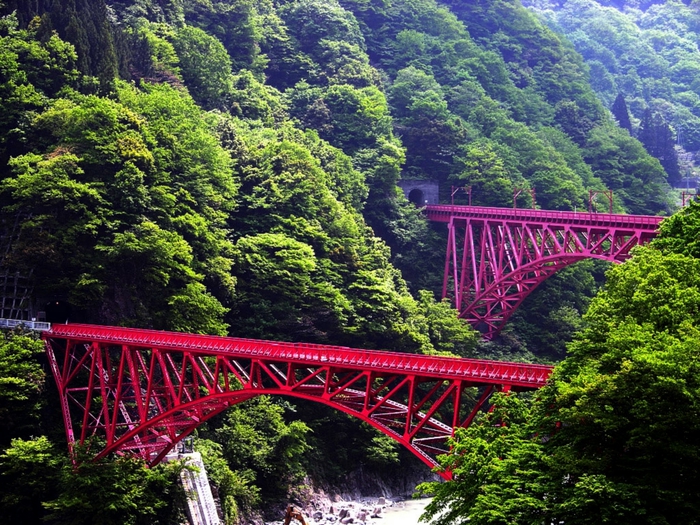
[0,0,691,523]
[525,0,700,185]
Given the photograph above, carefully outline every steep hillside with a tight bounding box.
[0,0,685,522]
[525,0,700,185]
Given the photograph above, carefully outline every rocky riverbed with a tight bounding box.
[264,496,432,525]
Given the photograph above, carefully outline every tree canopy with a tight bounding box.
[525,0,700,185]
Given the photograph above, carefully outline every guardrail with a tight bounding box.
[0,318,52,331]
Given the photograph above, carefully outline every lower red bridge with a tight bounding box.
[44,323,552,479]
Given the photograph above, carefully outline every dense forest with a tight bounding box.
[0,0,698,523]
[524,0,700,185]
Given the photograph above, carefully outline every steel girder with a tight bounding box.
[43,324,552,478]
[425,205,663,339]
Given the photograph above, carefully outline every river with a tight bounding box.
[380,497,431,524]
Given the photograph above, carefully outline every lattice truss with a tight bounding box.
[434,209,661,339]
[44,324,552,477]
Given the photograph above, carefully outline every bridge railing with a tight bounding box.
[0,318,52,331]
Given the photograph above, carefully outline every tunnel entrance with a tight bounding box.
[397,180,439,206]
[408,188,425,206]
[45,300,71,324]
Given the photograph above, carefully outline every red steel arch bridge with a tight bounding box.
[32,205,664,477]
[43,323,552,479]
[425,205,664,339]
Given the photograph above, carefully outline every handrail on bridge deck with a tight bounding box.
[0,317,52,331]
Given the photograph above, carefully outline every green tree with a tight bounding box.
[415,290,478,357]
[637,108,681,186]
[0,330,45,445]
[611,93,632,132]
[526,0,700,172]
[1,438,187,525]
[170,25,235,110]
[44,452,187,525]
[0,436,62,524]
[124,21,182,86]
[390,67,468,181]
[442,0,604,122]
[183,0,265,73]
[212,397,311,500]
[653,199,700,258]
[1,81,236,332]
[533,248,700,523]
[555,100,596,146]
[229,70,286,124]
[316,39,379,87]
[418,393,548,525]
[279,0,365,62]
[10,0,121,90]
[229,232,348,341]
[584,124,670,214]
[323,84,394,154]
[196,439,261,525]
[0,13,79,165]
[453,139,514,207]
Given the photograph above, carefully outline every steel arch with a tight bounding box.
[459,254,590,335]
[43,324,552,479]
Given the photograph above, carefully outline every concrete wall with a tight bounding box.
[397,180,440,205]
[179,452,221,525]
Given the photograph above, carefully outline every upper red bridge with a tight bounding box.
[425,205,664,339]
[43,323,553,478]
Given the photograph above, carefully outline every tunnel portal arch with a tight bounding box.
[398,180,439,205]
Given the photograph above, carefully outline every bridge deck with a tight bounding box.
[425,204,664,230]
[47,323,552,389]
[423,204,664,339]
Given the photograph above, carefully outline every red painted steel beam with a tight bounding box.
[43,324,553,478]
[45,324,552,388]
[425,204,663,339]
[424,204,664,230]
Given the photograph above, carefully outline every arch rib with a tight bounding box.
[43,324,552,479]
